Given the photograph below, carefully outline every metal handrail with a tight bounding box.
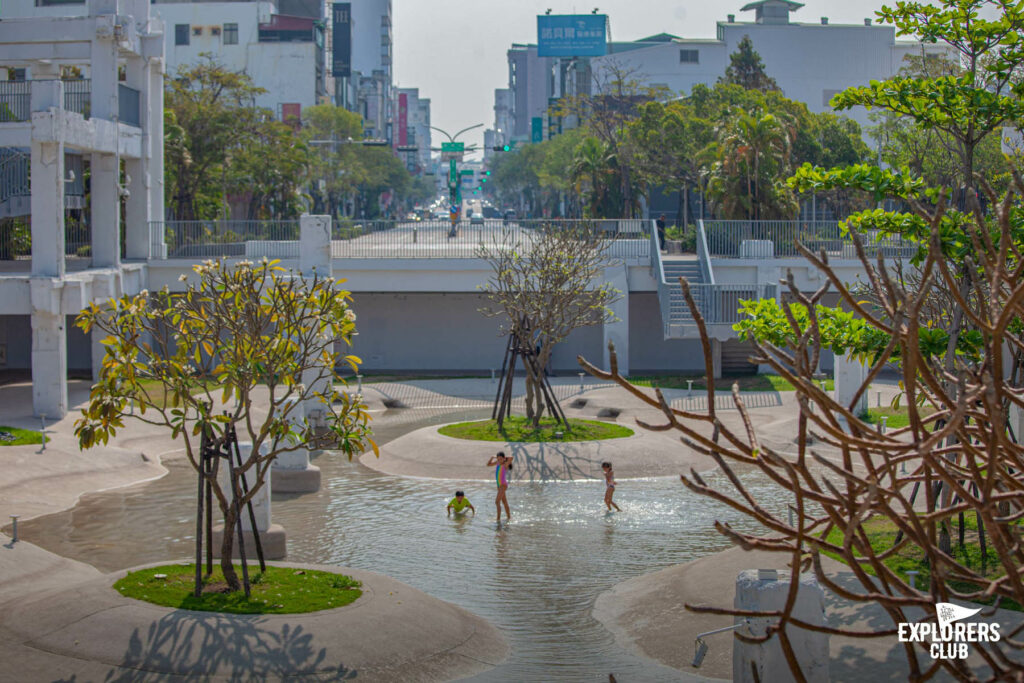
[696,218,716,285]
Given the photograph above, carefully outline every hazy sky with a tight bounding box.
[392,0,920,153]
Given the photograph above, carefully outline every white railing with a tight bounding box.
[703,220,916,259]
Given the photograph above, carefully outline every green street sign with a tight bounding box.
[441,142,465,153]
[460,170,474,175]
[448,159,457,186]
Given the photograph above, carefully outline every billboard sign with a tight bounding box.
[537,14,607,57]
[331,3,352,78]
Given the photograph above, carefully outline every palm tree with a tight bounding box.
[570,136,616,218]
[709,108,797,221]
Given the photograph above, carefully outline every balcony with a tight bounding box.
[0,80,139,125]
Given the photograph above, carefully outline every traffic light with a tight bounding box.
[481,177,487,183]
[485,171,491,176]
[492,144,512,152]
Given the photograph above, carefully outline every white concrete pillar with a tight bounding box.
[90,153,121,267]
[124,56,150,260]
[835,353,868,416]
[30,141,66,278]
[603,264,629,377]
[212,441,286,559]
[89,14,118,121]
[147,58,165,231]
[90,328,107,382]
[30,280,67,418]
[271,395,321,493]
[734,569,829,683]
[298,214,334,428]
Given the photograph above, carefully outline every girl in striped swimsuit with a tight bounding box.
[486,451,513,522]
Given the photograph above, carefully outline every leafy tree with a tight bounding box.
[75,259,376,593]
[227,120,310,219]
[707,108,798,220]
[720,35,780,93]
[165,56,265,220]
[301,104,365,217]
[480,226,619,426]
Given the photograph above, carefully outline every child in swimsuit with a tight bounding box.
[602,461,621,512]
[486,451,513,522]
[447,490,475,517]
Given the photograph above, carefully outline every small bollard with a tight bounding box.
[881,416,888,435]
[906,570,920,589]
[877,391,882,407]
[788,508,794,528]
[9,515,18,543]
[39,414,46,451]
[687,379,694,397]
[356,374,363,394]
[901,457,907,474]
[578,372,585,393]
[491,369,496,384]
[413,227,417,243]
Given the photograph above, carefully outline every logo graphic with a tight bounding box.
[898,602,1000,660]
[936,602,982,630]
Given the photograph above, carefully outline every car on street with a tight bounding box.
[470,214,484,226]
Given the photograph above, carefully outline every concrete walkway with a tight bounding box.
[593,546,1024,681]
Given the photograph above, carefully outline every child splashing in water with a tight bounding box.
[486,451,513,522]
[602,461,621,512]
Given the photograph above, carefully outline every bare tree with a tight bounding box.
[579,174,1024,681]
[480,223,619,426]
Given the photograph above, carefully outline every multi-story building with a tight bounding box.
[152,0,327,120]
[0,0,162,417]
[500,0,953,141]
[395,87,430,174]
[345,0,392,140]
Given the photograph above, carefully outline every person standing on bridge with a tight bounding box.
[656,214,667,252]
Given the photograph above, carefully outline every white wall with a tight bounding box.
[628,293,708,373]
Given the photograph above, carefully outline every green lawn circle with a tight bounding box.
[114,564,362,614]
[0,426,48,446]
[438,416,633,442]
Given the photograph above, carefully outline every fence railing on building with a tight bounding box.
[703,220,917,259]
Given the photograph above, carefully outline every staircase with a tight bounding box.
[662,257,704,324]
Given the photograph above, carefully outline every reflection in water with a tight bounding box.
[19,408,791,681]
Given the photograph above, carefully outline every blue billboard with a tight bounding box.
[537,14,607,57]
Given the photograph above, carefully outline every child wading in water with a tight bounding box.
[486,451,513,522]
[602,461,621,512]
[447,490,475,517]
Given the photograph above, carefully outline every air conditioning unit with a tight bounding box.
[211,26,221,36]
[192,26,203,36]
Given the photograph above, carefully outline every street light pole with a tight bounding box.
[429,124,483,237]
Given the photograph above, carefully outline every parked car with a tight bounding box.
[470,214,484,226]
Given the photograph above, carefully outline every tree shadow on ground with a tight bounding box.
[53,611,356,682]
[506,441,608,482]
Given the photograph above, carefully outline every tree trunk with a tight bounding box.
[220,505,241,591]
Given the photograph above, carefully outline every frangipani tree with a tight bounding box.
[75,258,376,592]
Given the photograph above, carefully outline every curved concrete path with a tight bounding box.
[593,546,1024,682]
[0,559,508,682]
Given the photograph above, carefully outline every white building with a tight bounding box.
[0,0,162,417]
[347,0,391,140]
[590,0,951,130]
[152,0,327,119]
[501,0,953,139]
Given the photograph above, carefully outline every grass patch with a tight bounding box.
[439,416,633,442]
[628,374,833,393]
[114,564,362,615]
[0,425,47,446]
[822,517,1021,611]
[863,405,936,429]
[337,374,489,384]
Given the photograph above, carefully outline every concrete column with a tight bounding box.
[835,353,868,416]
[124,56,150,259]
[298,214,334,431]
[30,141,66,278]
[91,153,121,267]
[89,14,118,121]
[30,280,67,418]
[271,396,321,493]
[148,58,165,231]
[212,442,286,559]
[91,328,107,382]
[734,569,829,683]
[603,264,629,377]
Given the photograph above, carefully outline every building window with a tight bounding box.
[192,27,203,37]
[679,49,699,64]
[175,24,190,46]
[223,23,238,44]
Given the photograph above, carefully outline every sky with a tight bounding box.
[392,0,923,154]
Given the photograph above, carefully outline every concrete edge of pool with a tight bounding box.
[360,421,721,481]
[0,556,510,682]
